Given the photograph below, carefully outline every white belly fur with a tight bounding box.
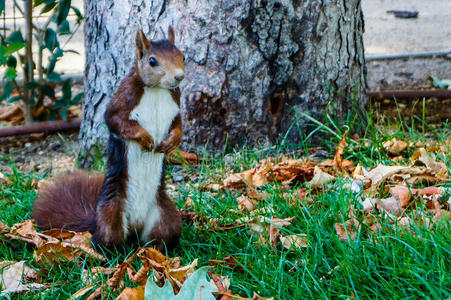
[124,87,179,243]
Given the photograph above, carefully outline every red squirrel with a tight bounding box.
[32,27,185,251]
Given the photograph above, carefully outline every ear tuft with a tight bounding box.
[167,25,175,44]
[135,29,150,59]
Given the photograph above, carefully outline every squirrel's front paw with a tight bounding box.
[134,130,154,152]
[155,138,179,154]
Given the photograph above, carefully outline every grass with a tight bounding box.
[0,111,450,299]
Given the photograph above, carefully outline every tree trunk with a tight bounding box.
[80,0,367,163]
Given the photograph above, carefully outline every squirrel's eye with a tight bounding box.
[149,57,158,67]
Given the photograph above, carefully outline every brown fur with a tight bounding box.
[104,70,154,151]
[33,171,104,232]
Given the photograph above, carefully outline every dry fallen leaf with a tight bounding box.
[0,261,46,294]
[209,256,247,272]
[365,164,425,187]
[116,285,145,300]
[333,131,347,173]
[0,220,105,264]
[279,234,308,250]
[0,105,24,124]
[307,166,335,188]
[237,196,258,211]
[411,148,448,177]
[383,138,409,156]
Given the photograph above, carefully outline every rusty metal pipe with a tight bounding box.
[368,90,451,100]
[0,119,81,138]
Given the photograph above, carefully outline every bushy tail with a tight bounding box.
[32,171,104,232]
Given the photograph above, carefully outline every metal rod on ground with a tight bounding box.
[0,119,81,138]
[366,50,451,61]
[368,90,451,100]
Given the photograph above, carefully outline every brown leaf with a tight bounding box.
[117,285,145,300]
[269,223,281,248]
[0,171,12,185]
[333,131,347,173]
[0,261,46,293]
[237,196,258,211]
[209,256,247,272]
[307,166,335,188]
[0,105,24,123]
[279,234,308,250]
[252,292,274,300]
[334,221,357,241]
[224,168,267,188]
[411,148,448,177]
[383,138,409,156]
[365,164,424,187]
[389,185,411,208]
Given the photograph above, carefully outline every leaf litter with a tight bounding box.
[1,131,450,298]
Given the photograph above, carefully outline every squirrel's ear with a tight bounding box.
[167,25,175,44]
[135,29,150,59]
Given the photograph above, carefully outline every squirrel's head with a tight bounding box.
[135,27,185,89]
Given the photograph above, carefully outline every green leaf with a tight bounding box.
[41,84,55,98]
[34,0,47,7]
[63,49,80,55]
[7,56,17,68]
[4,67,17,79]
[71,6,83,23]
[0,80,13,101]
[57,0,71,24]
[61,79,72,102]
[44,28,59,51]
[47,48,63,73]
[72,92,83,105]
[24,81,41,90]
[40,1,56,14]
[47,71,62,82]
[0,0,4,15]
[57,20,71,34]
[7,30,25,44]
[4,42,26,56]
[59,107,68,120]
[144,267,216,300]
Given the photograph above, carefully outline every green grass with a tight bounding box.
[0,113,450,299]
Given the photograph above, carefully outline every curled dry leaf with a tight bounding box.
[223,158,315,189]
[83,247,200,299]
[1,220,105,264]
[0,105,24,123]
[279,234,308,250]
[224,168,267,188]
[247,216,294,246]
[333,131,347,173]
[209,256,247,272]
[411,148,448,177]
[0,261,46,294]
[237,196,258,211]
[365,164,425,187]
[307,166,335,188]
[383,138,409,156]
[252,292,274,300]
[0,171,12,185]
[116,285,145,300]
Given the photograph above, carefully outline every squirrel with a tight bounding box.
[32,26,185,251]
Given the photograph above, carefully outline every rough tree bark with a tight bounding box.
[80,0,367,162]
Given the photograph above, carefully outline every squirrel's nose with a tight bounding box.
[174,74,185,82]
